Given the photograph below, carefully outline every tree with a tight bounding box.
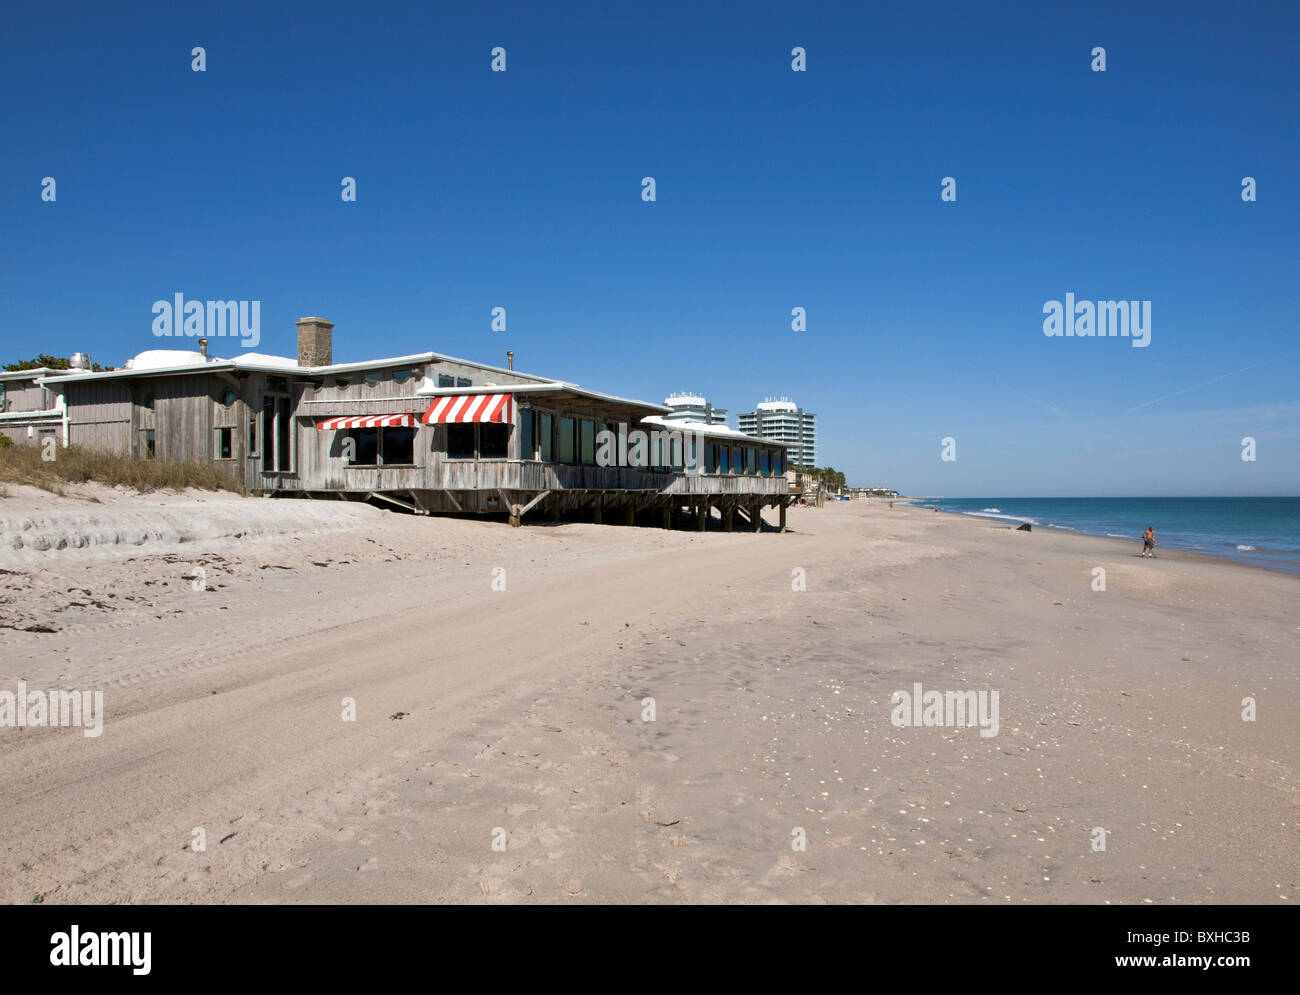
[3,354,105,372]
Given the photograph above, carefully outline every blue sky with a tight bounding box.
[2,0,1296,495]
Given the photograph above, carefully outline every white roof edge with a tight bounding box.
[417,381,668,411]
[0,367,74,381]
[641,415,791,446]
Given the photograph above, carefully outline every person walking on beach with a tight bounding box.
[1142,526,1156,558]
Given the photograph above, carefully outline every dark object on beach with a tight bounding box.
[1016,523,1032,532]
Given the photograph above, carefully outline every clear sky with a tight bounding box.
[2,0,1296,496]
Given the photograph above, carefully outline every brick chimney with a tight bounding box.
[296,316,334,367]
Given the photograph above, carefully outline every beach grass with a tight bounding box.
[0,440,245,496]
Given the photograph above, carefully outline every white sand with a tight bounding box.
[0,489,1295,904]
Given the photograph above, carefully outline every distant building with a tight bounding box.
[0,367,73,446]
[738,398,816,466]
[661,393,727,426]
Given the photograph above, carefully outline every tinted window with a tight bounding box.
[481,423,509,459]
[580,420,595,465]
[348,428,378,465]
[539,413,553,461]
[447,424,475,459]
[519,409,534,459]
[382,426,415,464]
[558,417,575,463]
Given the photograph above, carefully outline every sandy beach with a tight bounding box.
[0,489,1295,904]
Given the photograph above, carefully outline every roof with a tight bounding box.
[0,367,74,382]
[416,380,669,413]
[39,348,558,386]
[37,347,667,413]
[641,416,790,447]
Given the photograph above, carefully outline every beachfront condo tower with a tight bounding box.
[737,398,817,466]
[661,393,728,426]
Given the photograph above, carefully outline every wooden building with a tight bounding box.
[37,318,791,531]
[0,368,70,447]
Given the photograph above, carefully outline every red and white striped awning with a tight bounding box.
[316,414,416,430]
[421,393,513,424]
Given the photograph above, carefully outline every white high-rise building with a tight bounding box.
[737,398,816,466]
[661,393,728,426]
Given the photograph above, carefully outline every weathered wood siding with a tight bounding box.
[66,380,133,453]
[1,381,57,413]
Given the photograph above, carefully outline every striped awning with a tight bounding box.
[421,393,513,424]
[316,414,416,430]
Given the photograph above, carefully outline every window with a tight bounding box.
[142,392,155,410]
[334,376,351,389]
[0,384,6,412]
[347,429,376,465]
[558,417,575,463]
[261,392,293,472]
[142,429,156,459]
[705,443,716,473]
[437,374,455,388]
[579,420,595,465]
[746,447,756,475]
[456,377,472,388]
[392,370,412,385]
[759,449,770,475]
[381,427,415,465]
[219,388,237,407]
[480,423,509,459]
[520,409,535,459]
[447,424,476,459]
[216,427,233,459]
[719,446,730,473]
[774,451,784,475]
[276,397,291,471]
[539,413,553,461]
[261,405,274,471]
[364,371,384,384]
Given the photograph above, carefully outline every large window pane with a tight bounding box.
[381,427,415,465]
[261,406,274,471]
[580,420,595,465]
[276,397,292,471]
[520,409,534,459]
[447,424,475,459]
[719,446,730,473]
[539,413,553,461]
[347,428,378,465]
[558,417,575,463]
[480,423,509,459]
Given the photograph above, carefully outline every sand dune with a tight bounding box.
[0,493,1295,904]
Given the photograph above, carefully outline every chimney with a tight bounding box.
[506,350,514,371]
[296,316,334,367]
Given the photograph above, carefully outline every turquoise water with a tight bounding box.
[910,497,1300,576]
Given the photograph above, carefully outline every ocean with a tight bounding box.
[908,497,1300,576]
